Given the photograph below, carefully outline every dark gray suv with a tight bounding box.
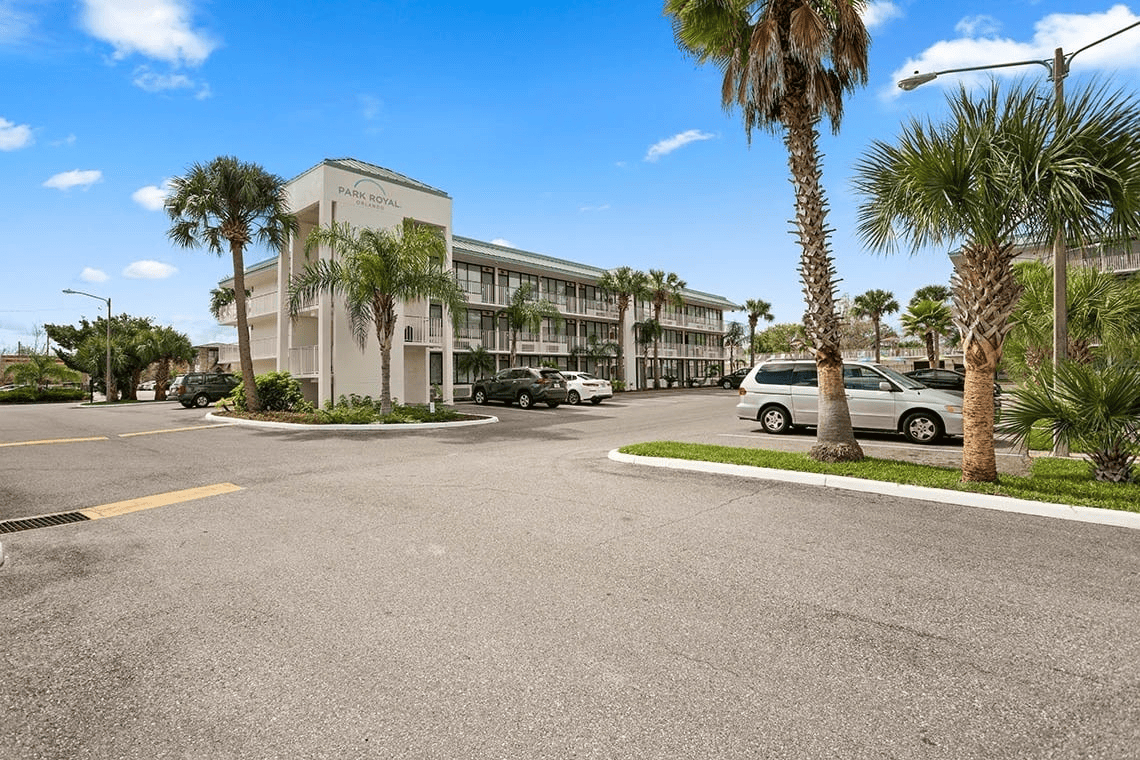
[471,367,567,409]
[169,372,241,408]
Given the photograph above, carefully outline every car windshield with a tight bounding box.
[873,364,926,390]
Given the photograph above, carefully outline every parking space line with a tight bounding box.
[0,436,108,448]
[118,423,237,438]
[79,483,243,520]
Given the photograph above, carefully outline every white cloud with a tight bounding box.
[81,267,108,283]
[132,180,173,210]
[359,94,382,120]
[490,238,515,248]
[80,0,217,66]
[886,6,1140,99]
[123,260,177,279]
[0,116,33,150]
[43,169,103,190]
[645,130,715,162]
[862,1,902,30]
[0,2,35,44]
[132,67,192,91]
[579,204,611,213]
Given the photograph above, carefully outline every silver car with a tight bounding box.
[735,360,964,444]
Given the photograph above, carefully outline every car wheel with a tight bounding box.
[473,388,487,405]
[590,397,603,405]
[903,411,943,444]
[517,391,533,409]
[567,390,581,405]
[193,393,210,408]
[546,402,560,408]
[722,379,733,390]
[759,405,791,434]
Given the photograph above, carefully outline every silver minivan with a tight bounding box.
[735,360,964,444]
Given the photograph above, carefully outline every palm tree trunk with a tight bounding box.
[617,304,628,386]
[785,106,862,462]
[962,351,998,482]
[377,295,396,415]
[925,332,936,367]
[873,320,882,363]
[231,240,261,411]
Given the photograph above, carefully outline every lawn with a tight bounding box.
[618,441,1140,513]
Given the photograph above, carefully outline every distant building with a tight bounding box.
[214,158,738,405]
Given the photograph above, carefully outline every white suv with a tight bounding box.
[735,360,963,444]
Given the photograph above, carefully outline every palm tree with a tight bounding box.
[666,0,870,463]
[724,321,745,366]
[909,285,953,359]
[166,156,297,412]
[496,283,560,368]
[287,219,467,415]
[138,325,194,401]
[456,344,497,382]
[1000,361,1140,483]
[901,299,953,368]
[852,289,899,363]
[3,349,82,389]
[646,269,686,388]
[743,298,774,367]
[570,334,619,376]
[208,286,250,322]
[854,81,1140,482]
[597,267,649,387]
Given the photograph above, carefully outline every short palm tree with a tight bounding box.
[854,80,1140,482]
[3,349,82,389]
[852,289,898,363]
[138,325,194,401]
[900,300,953,368]
[743,298,774,367]
[167,156,297,411]
[456,344,497,382]
[667,0,871,462]
[496,283,559,368]
[287,220,467,415]
[208,286,250,322]
[909,285,952,359]
[1000,361,1140,483]
[724,321,745,366]
[571,334,619,375]
[647,269,685,388]
[597,266,649,387]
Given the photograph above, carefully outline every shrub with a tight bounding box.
[230,371,311,412]
[0,386,87,404]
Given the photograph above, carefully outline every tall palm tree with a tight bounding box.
[287,219,467,415]
[666,0,870,462]
[724,321,745,366]
[597,266,649,387]
[743,298,774,367]
[854,80,1140,482]
[167,156,297,411]
[496,283,560,368]
[852,289,899,363]
[900,299,953,368]
[647,269,686,388]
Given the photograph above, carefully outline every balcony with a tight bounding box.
[216,290,279,324]
[403,316,444,346]
[218,337,278,365]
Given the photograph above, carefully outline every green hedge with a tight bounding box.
[0,386,88,404]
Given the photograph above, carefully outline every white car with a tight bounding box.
[560,371,613,405]
[735,360,963,444]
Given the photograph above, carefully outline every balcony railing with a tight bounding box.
[218,337,278,365]
[216,291,280,324]
[289,345,319,376]
[403,316,444,345]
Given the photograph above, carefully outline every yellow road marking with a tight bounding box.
[0,436,108,448]
[79,483,243,520]
[118,423,237,438]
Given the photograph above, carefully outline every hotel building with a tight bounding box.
[215,158,738,405]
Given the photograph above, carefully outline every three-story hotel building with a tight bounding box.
[215,158,739,405]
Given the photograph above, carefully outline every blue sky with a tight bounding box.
[3,0,1139,351]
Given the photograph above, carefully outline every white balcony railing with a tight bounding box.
[402,316,444,345]
[289,345,319,376]
[216,291,280,324]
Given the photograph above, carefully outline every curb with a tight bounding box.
[204,411,498,431]
[608,450,1140,532]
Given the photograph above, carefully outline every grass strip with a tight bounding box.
[618,441,1140,514]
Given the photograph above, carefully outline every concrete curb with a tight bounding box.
[204,411,498,431]
[608,450,1140,532]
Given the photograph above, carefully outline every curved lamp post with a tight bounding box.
[63,288,111,402]
[899,19,1140,457]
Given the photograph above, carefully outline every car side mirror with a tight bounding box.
[879,381,894,392]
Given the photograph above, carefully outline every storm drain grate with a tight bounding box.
[0,511,91,534]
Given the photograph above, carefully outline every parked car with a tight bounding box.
[904,367,1003,398]
[735,359,964,444]
[560,371,613,405]
[137,380,156,391]
[471,367,567,409]
[717,367,752,390]
[168,372,241,408]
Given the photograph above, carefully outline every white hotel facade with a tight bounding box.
[215,158,739,405]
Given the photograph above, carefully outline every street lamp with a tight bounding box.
[899,19,1140,457]
[63,288,111,402]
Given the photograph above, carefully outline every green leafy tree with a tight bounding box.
[667,0,871,463]
[597,267,649,386]
[288,220,467,415]
[456,344,497,381]
[755,322,807,355]
[854,81,1140,482]
[495,282,559,368]
[743,298,774,367]
[647,269,686,388]
[167,156,298,412]
[1000,362,1140,483]
[46,314,155,402]
[138,325,195,401]
[2,347,82,389]
[852,289,899,363]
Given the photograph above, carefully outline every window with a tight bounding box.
[755,363,795,385]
